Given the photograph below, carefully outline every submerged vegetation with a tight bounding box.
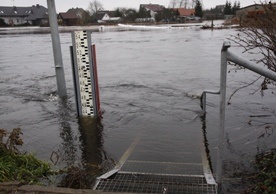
[0,128,52,184]
[1,127,274,191]
[58,164,102,189]
[0,149,51,183]
[243,149,276,194]
[0,127,103,189]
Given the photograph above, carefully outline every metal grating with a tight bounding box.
[121,160,203,175]
[95,172,216,194]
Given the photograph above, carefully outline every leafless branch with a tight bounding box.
[228,2,276,94]
[227,76,262,105]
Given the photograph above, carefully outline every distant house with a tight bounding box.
[0,4,48,26]
[58,8,87,26]
[236,4,266,25]
[58,12,78,26]
[95,11,122,23]
[203,5,224,20]
[95,12,110,23]
[236,3,276,25]
[139,4,165,18]
[67,7,85,19]
[215,5,225,13]
[176,8,195,17]
[171,8,197,21]
[108,17,123,23]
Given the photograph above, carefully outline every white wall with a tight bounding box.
[0,16,26,25]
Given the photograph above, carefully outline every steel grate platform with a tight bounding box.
[121,160,203,175]
[93,130,217,193]
[94,171,216,194]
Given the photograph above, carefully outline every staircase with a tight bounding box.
[93,159,217,193]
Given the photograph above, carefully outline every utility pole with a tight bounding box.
[47,0,67,98]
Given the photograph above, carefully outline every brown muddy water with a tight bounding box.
[0,27,275,192]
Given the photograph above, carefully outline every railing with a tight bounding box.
[201,41,276,190]
[200,90,220,113]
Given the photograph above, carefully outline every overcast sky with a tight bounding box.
[0,0,269,12]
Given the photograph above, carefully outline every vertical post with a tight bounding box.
[70,46,80,116]
[92,45,101,115]
[202,92,206,113]
[217,41,231,187]
[47,0,67,98]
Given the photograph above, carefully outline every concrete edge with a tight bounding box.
[0,182,101,194]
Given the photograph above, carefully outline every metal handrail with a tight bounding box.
[200,90,220,113]
[201,41,276,191]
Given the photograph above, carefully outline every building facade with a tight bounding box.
[0,4,48,26]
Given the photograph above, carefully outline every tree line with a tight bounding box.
[76,0,245,25]
[203,1,241,20]
[169,0,201,9]
[79,0,204,24]
[224,1,241,15]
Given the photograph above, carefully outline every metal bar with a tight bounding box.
[216,41,276,189]
[116,136,140,169]
[87,32,98,116]
[201,90,220,113]
[70,46,80,116]
[71,33,83,116]
[217,41,230,187]
[117,171,206,178]
[91,44,101,115]
[47,0,67,98]
[226,50,276,82]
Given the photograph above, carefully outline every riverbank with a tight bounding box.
[0,20,237,35]
[0,26,120,35]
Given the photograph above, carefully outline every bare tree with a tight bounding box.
[169,0,178,8]
[190,0,197,8]
[88,0,104,15]
[170,0,191,8]
[184,0,189,8]
[178,0,185,8]
[171,0,199,9]
[228,1,276,97]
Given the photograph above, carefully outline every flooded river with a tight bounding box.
[0,27,275,191]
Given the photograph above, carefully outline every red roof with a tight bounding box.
[177,8,195,16]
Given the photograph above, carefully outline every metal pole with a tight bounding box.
[217,41,230,187]
[47,0,67,98]
[227,50,276,82]
[200,90,220,113]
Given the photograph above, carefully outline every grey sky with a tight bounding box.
[0,0,268,12]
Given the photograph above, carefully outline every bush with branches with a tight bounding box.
[229,1,276,91]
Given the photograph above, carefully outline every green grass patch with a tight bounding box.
[0,128,52,184]
[0,149,52,184]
